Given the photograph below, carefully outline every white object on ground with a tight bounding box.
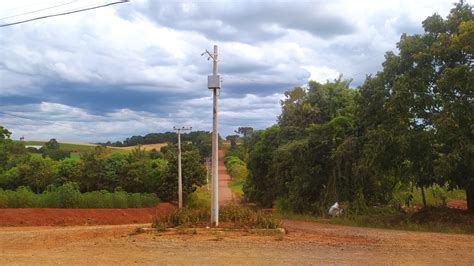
[328,202,343,217]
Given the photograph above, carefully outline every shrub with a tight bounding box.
[275,197,292,214]
[186,187,211,209]
[0,183,160,208]
[152,205,280,229]
[56,182,81,208]
[349,190,368,216]
[224,155,248,198]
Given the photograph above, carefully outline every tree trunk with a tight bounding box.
[467,187,474,211]
[421,186,427,208]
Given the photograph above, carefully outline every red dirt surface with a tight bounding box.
[0,203,175,227]
[447,199,468,210]
[218,149,238,206]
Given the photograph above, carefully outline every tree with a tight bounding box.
[361,2,474,209]
[56,158,81,185]
[430,3,474,209]
[77,146,107,191]
[45,139,60,150]
[18,156,57,193]
[244,125,281,207]
[234,127,254,161]
[120,148,152,193]
[157,149,206,202]
[245,78,358,212]
[226,135,240,150]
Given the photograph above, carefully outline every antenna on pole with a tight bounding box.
[173,126,192,209]
[203,45,220,226]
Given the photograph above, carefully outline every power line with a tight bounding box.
[0,0,129,28]
[0,1,78,21]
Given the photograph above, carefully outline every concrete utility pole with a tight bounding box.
[205,157,210,191]
[173,126,192,209]
[202,45,221,226]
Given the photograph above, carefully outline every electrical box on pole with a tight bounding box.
[208,75,221,89]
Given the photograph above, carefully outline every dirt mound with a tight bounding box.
[448,199,468,210]
[0,203,175,227]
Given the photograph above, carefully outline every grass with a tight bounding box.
[19,139,133,159]
[393,183,466,207]
[279,206,474,235]
[229,178,244,198]
[186,186,211,209]
[152,205,281,229]
[410,186,465,206]
[69,152,81,160]
[223,155,247,198]
[18,140,97,150]
[109,149,132,155]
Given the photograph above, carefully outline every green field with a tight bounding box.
[19,140,97,150]
[16,140,133,161]
[108,149,132,155]
[69,152,81,160]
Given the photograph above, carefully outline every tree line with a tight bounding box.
[243,2,473,212]
[0,128,206,203]
[101,131,213,153]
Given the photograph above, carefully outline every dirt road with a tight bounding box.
[1,220,473,265]
[218,149,237,206]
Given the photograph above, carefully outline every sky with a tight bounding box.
[0,0,469,142]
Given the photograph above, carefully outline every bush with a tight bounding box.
[275,197,292,214]
[56,182,81,208]
[6,186,39,208]
[0,182,160,208]
[152,205,280,229]
[224,155,248,198]
[186,187,211,209]
[349,190,368,216]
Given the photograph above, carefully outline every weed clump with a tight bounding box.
[152,204,280,229]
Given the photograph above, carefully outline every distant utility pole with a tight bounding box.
[202,45,221,226]
[173,126,192,209]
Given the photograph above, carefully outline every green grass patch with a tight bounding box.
[223,155,247,198]
[18,140,97,150]
[20,141,46,146]
[69,152,81,161]
[186,186,211,209]
[30,153,43,159]
[229,178,244,197]
[393,183,466,207]
[57,143,96,149]
[109,149,132,155]
[279,206,474,234]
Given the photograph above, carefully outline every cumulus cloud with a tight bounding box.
[0,0,469,141]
